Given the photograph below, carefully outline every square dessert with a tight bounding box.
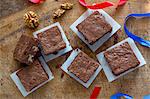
[16,59,49,92]
[76,11,112,45]
[14,34,39,65]
[37,26,66,55]
[104,42,140,76]
[68,51,99,83]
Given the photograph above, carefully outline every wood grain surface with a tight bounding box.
[0,0,150,99]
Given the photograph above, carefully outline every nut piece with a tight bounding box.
[53,9,66,19]
[28,54,34,63]
[32,46,39,52]
[61,3,73,10]
[24,11,39,28]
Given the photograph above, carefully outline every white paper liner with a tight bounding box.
[33,22,72,62]
[70,9,121,52]
[10,56,54,97]
[96,38,146,82]
[60,49,102,88]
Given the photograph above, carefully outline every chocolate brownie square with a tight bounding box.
[76,11,112,45]
[14,34,39,65]
[17,59,49,92]
[37,26,66,55]
[104,42,140,76]
[68,51,99,83]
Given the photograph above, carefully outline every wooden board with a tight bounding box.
[0,0,150,99]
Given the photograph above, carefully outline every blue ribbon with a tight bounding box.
[124,13,150,47]
[143,94,150,99]
[110,93,133,99]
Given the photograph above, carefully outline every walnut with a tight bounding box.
[53,9,66,19]
[32,46,39,52]
[28,54,34,63]
[24,11,39,28]
[61,3,73,10]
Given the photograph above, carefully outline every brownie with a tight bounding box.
[104,42,140,76]
[13,35,39,65]
[37,26,66,55]
[68,51,99,83]
[76,11,112,45]
[17,59,49,92]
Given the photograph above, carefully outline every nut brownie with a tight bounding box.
[17,59,49,92]
[68,51,99,83]
[37,26,66,55]
[76,11,112,45]
[104,42,140,76]
[14,34,39,65]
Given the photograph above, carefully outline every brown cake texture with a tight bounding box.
[104,42,140,76]
[68,51,99,83]
[37,26,66,55]
[76,11,112,45]
[13,34,39,65]
[17,59,49,92]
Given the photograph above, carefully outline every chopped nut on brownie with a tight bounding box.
[13,34,39,65]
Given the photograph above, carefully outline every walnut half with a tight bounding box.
[24,11,39,29]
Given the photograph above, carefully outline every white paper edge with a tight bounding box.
[10,56,54,97]
[96,38,146,82]
[33,22,72,62]
[61,49,102,88]
[70,9,121,52]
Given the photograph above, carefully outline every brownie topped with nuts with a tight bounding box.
[68,51,99,83]
[13,34,39,65]
[76,11,112,45]
[17,59,49,92]
[37,26,66,55]
[104,42,140,76]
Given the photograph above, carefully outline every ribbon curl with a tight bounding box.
[110,93,133,99]
[79,0,127,9]
[124,13,150,47]
[118,0,127,6]
[29,0,45,3]
[143,94,150,99]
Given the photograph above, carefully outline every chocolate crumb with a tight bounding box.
[56,64,61,69]
[61,72,64,79]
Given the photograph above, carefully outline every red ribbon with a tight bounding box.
[90,86,101,99]
[79,0,127,9]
